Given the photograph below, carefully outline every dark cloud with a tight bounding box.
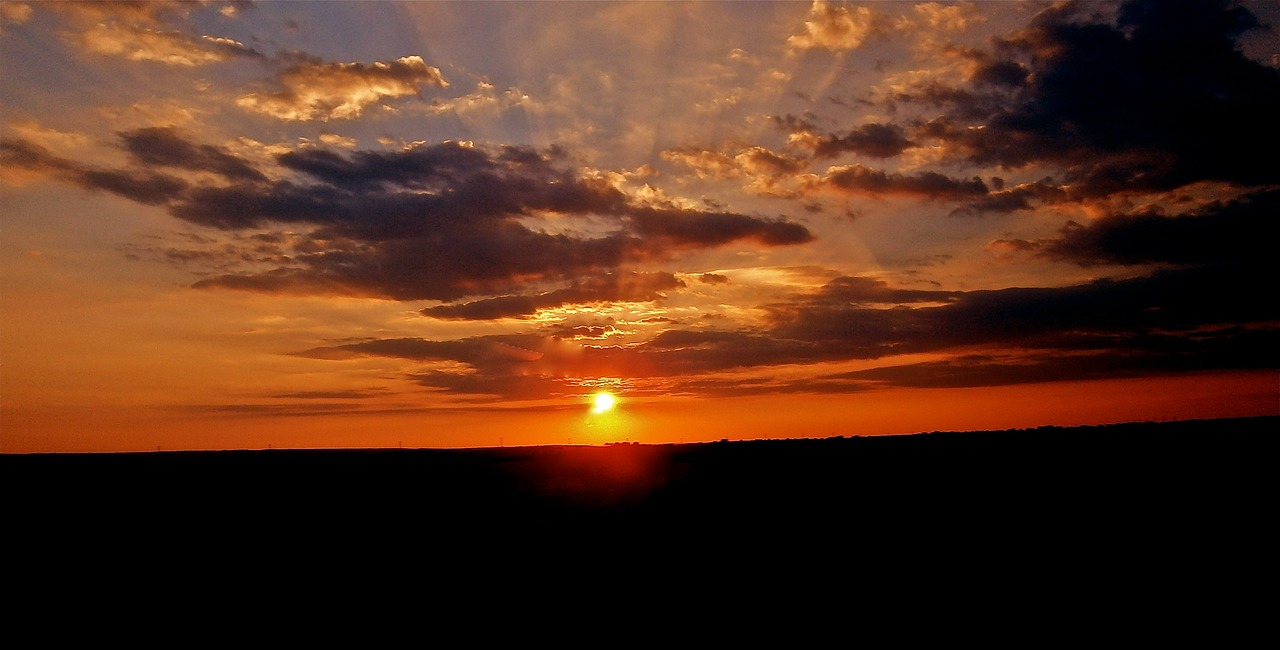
[634,329,833,375]
[768,268,1278,357]
[298,259,1277,400]
[4,133,812,302]
[831,333,1278,388]
[296,334,625,401]
[822,164,988,200]
[121,127,267,182]
[296,335,541,365]
[299,328,829,401]
[275,142,537,192]
[784,275,956,307]
[993,189,1280,267]
[901,0,1280,195]
[76,168,189,205]
[187,141,810,300]
[0,138,188,205]
[839,354,1121,389]
[768,113,916,159]
[626,205,812,249]
[405,368,562,402]
[969,59,1031,89]
[767,112,819,134]
[956,180,1067,215]
[809,123,916,159]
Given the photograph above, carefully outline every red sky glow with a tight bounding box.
[2,0,1277,452]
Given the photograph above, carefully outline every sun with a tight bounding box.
[591,391,618,414]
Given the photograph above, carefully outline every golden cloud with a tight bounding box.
[787,1,883,52]
[238,56,449,121]
[48,0,259,66]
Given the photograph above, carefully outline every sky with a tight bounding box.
[2,0,1277,452]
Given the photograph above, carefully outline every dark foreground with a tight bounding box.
[4,416,1275,624]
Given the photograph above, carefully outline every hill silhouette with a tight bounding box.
[7,416,1271,537]
[4,416,1272,618]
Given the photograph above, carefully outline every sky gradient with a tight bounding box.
[2,0,1277,452]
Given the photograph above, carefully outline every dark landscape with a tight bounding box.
[8,416,1273,541]
[4,415,1275,622]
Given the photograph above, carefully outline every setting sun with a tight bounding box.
[591,392,618,414]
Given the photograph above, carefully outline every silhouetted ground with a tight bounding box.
[4,416,1274,627]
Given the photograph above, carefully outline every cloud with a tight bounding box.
[734,147,809,177]
[788,1,884,52]
[956,180,1067,215]
[425,80,535,117]
[992,189,1280,267]
[807,123,917,159]
[295,334,612,401]
[296,259,1278,401]
[660,149,741,180]
[0,138,63,172]
[1,2,32,25]
[73,167,190,205]
[0,137,189,204]
[237,54,449,121]
[661,144,814,196]
[898,0,1280,196]
[4,131,812,302]
[911,2,985,33]
[422,272,686,321]
[49,0,262,65]
[2,125,270,198]
[821,164,988,200]
[77,23,260,65]
[767,268,1278,357]
[828,343,1275,389]
[625,204,812,250]
[120,127,267,181]
[298,329,824,401]
[273,139,506,192]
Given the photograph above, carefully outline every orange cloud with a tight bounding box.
[787,1,884,52]
[77,23,256,65]
[1,2,32,25]
[911,2,985,33]
[662,145,811,197]
[48,0,260,65]
[238,55,448,121]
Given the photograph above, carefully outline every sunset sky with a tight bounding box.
[2,0,1277,452]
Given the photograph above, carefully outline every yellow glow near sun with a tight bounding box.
[591,391,618,414]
